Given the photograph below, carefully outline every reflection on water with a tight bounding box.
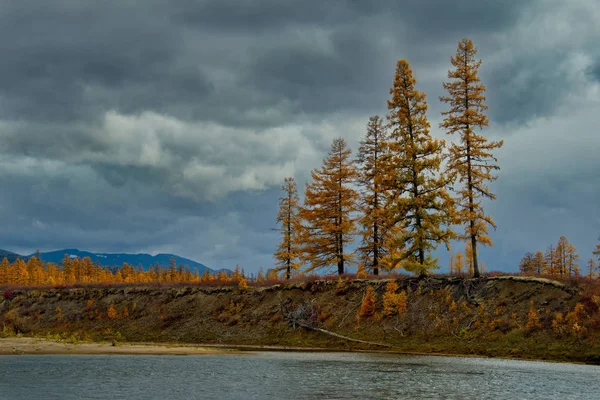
[0,351,598,399]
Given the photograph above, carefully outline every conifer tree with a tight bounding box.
[301,137,359,275]
[274,177,303,279]
[519,252,535,274]
[533,251,546,275]
[593,237,600,264]
[555,236,579,276]
[440,38,503,278]
[385,59,453,276]
[453,252,465,275]
[0,257,8,285]
[586,258,597,280]
[356,115,391,275]
[545,244,558,276]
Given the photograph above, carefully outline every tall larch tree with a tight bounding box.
[301,137,359,275]
[440,38,503,278]
[274,177,303,279]
[593,236,600,264]
[356,115,391,276]
[533,251,546,275]
[385,59,454,276]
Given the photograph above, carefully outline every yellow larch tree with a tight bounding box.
[301,137,359,275]
[274,177,303,279]
[519,252,535,274]
[586,258,597,280]
[453,252,465,275]
[533,251,546,275]
[385,59,454,276]
[440,38,503,278]
[356,115,391,276]
[555,236,579,277]
[0,257,9,285]
[545,244,558,276]
[593,237,600,265]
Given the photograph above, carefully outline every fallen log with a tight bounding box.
[295,321,393,348]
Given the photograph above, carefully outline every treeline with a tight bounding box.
[519,236,600,279]
[0,254,266,287]
[274,38,502,279]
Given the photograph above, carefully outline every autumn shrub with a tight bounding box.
[383,281,407,317]
[356,264,368,279]
[107,304,118,320]
[565,303,588,338]
[238,278,249,292]
[358,286,377,319]
[526,301,542,330]
[334,277,347,296]
[2,289,15,300]
[85,299,95,311]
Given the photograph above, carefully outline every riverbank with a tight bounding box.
[2,276,599,364]
[0,337,242,355]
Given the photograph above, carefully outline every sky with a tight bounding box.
[0,0,599,273]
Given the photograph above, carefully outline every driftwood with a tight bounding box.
[279,297,392,348]
[295,321,393,348]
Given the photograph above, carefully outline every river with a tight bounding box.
[0,352,598,399]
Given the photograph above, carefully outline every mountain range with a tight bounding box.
[0,248,219,273]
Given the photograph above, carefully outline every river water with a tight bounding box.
[0,352,598,399]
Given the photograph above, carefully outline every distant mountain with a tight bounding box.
[0,249,26,263]
[22,249,218,273]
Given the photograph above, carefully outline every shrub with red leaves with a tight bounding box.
[2,289,15,300]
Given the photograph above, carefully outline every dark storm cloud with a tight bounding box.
[0,0,598,271]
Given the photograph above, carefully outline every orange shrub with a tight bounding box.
[358,286,376,318]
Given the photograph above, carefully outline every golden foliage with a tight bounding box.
[382,281,407,317]
[449,300,457,313]
[238,278,249,292]
[107,304,118,320]
[526,301,542,330]
[356,264,368,279]
[274,177,303,279]
[301,138,359,275]
[440,38,503,277]
[358,286,377,318]
[385,59,454,276]
[356,115,391,276]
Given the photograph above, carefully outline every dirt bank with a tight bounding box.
[1,276,599,363]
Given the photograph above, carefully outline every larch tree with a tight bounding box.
[593,237,600,264]
[545,244,558,275]
[555,236,579,276]
[356,115,391,276]
[274,177,303,279]
[519,252,535,274]
[586,258,597,280]
[440,38,503,278]
[533,251,546,275]
[301,137,359,275]
[385,59,454,276]
[452,252,465,275]
[0,257,9,285]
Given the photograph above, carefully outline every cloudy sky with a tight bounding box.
[0,0,599,273]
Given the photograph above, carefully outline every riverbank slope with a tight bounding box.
[1,276,599,363]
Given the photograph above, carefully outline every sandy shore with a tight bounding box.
[0,337,243,356]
